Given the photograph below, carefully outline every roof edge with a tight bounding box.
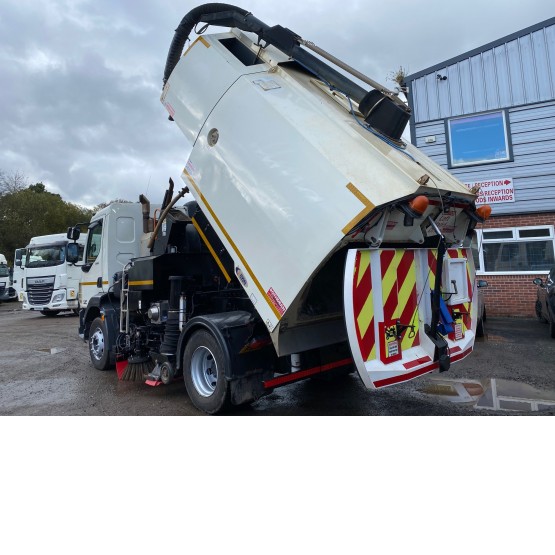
[404,16,555,83]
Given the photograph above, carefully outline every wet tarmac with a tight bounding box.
[419,377,555,412]
[1,301,554,415]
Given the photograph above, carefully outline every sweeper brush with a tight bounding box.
[121,354,155,381]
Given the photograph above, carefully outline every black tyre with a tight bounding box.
[183,329,231,414]
[89,317,113,370]
[550,319,555,339]
[476,317,485,338]
[41,310,61,317]
[536,300,547,323]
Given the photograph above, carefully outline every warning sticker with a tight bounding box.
[387,340,399,358]
[454,323,463,341]
[267,287,286,316]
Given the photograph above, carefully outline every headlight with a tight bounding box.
[52,291,65,303]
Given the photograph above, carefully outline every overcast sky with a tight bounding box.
[1,0,553,208]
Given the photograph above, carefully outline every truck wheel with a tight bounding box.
[536,300,547,323]
[550,319,555,339]
[89,317,112,370]
[183,330,231,414]
[41,310,61,317]
[476,317,485,338]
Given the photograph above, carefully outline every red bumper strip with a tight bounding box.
[374,346,473,388]
[403,356,432,370]
[263,358,353,389]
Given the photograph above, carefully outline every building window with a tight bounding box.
[475,226,555,274]
[446,110,512,168]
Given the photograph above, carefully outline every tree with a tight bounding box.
[0,181,94,265]
[93,198,132,211]
[0,170,28,196]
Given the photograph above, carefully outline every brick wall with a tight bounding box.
[475,212,555,318]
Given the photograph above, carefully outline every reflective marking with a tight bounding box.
[183,168,281,320]
[128,280,153,286]
[342,183,375,235]
[380,250,420,350]
[353,251,376,361]
[81,281,108,286]
[183,36,211,58]
[191,218,232,283]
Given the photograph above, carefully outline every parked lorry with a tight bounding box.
[12,248,25,298]
[0,253,16,302]
[17,233,86,316]
[69,4,491,413]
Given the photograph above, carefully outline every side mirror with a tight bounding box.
[15,259,21,267]
[477,280,488,288]
[532,278,544,286]
[67,226,81,241]
[67,242,80,264]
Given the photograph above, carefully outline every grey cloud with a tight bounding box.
[1,0,553,208]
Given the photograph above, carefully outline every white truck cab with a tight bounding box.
[18,233,86,316]
[74,202,158,311]
[0,254,16,302]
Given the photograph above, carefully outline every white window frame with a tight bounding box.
[475,225,555,275]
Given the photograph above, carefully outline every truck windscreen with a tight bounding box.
[26,246,66,267]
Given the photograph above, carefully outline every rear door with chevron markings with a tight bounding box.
[344,247,477,389]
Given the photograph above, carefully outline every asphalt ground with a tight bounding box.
[1,300,554,415]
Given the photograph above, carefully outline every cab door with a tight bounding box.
[80,219,106,307]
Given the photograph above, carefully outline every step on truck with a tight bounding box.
[69,3,491,414]
[17,233,86,316]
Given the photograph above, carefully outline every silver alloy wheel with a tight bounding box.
[190,345,218,397]
[90,327,105,361]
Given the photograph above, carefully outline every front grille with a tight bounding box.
[0,284,5,296]
[27,275,55,305]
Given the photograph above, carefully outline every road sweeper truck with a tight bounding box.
[69,3,491,413]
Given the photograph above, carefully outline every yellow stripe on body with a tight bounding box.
[191,217,232,283]
[397,257,419,351]
[356,294,374,339]
[81,281,109,286]
[182,36,211,58]
[342,183,376,235]
[183,168,282,320]
[381,250,403,319]
[354,251,376,361]
[128,280,154,286]
[356,249,370,287]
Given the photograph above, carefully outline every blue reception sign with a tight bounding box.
[447,111,511,167]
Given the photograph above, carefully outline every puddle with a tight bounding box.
[418,377,555,412]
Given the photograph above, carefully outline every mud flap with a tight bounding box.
[344,248,476,390]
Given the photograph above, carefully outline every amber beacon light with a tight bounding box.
[476,204,492,221]
[408,195,430,216]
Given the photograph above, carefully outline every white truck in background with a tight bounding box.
[0,253,16,302]
[12,248,25,298]
[17,233,86,316]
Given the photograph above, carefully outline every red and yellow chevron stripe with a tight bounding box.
[380,250,420,350]
[353,251,376,361]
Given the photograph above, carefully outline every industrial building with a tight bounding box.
[404,17,555,317]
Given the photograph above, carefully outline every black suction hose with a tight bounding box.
[162,3,367,103]
[163,3,249,84]
[162,4,409,139]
